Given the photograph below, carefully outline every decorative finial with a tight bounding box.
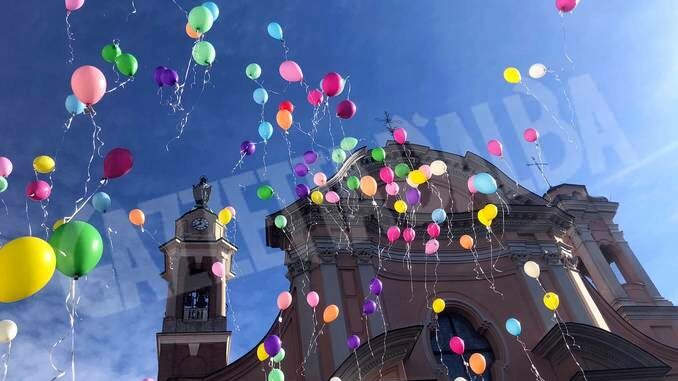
[192,176,212,208]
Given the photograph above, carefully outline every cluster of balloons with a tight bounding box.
[467,172,497,195]
[361,277,382,317]
[0,156,11,193]
[523,261,561,311]
[25,155,56,202]
[477,203,498,229]
[188,3,219,66]
[101,41,138,77]
[218,206,236,225]
[447,336,487,376]
[504,63,549,85]
[154,66,179,87]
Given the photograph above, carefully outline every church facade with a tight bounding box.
[156,142,678,380]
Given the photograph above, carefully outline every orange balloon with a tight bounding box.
[459,234,474,250]
[469,353,487,375]
[129,209,145,226]
[276,109,293,131]
[185,23,201,39]
[359,176,378,197]
[323,304,339,324]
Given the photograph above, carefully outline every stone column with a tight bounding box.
[612,237,668,305]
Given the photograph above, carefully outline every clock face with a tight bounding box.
[191,218,209,231]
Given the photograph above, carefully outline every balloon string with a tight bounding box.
[552,312,588,381]
[40,199,50,239]
[170,0,188,15]
[65,180,106,222]
[521,83,577,148]
[69,280,77,381]
[1,199,7,216]
[165,65,210,151]
[125,0,137,21]
[559,12,575,67]
[353,350,362,381]
[516,337,546,381]
[551,71,578,133]
[433,317,450,378]
[376,295,388,380]
[105,76,134,94]
[49,280,78,381]
[65,12,75,64]
[1,341,11,381]
[24,199,32,236]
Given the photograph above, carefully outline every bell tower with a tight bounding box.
[156,177,236,381]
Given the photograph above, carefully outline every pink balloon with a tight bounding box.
[325,191,340,204]
[393,127,407,145]
[425,239,439,255]
[313,172,327,186]
[226,206,236,217]
[523,128,539,143]
[103,147,133,180]
[65,0,85,11]
[26,180,51,201]
[279,60,303,83]
[142,378,155,381]
[336,100,356,119]
[467,176,477,194]
[71,65,107,105]
[0,157,13,177]
[419,164,432,179]
[402,227,416,243]
[277,291,293,310]
[427,223,440,238]
[386,226,401,243]
[306,291,319,308]
[556,0,578,12]
[307,89,324,106]
[322,72,344,97]
[385,182,399,196]
[487,139,503,157]
[211,262,225,278]
[379,167,395,184]
[449,336,465,355]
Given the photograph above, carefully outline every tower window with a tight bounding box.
[600,245,628,285]
[609,260,627,285]
[183,289,209,321]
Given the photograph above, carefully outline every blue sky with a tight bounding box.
[1,1,677,379]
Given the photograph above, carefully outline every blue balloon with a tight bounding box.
[201,1,219,21]
[431,208,446,224]
[253,88,269,105]
[473,172,497,195]
[267,22,283,40]
[91,192,111,213]
[258,121,273,141]
[65,94,86,115]
[505,318,521,336]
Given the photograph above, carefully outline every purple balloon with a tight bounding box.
[347,335,361,350]
[240,141,256,156]
[303,150,318,164]
[369,278,383,296]
[293,163,309,177]
[154,66,167,87]
[405,187,421,206]
[362,299,377,315]
[161,68,179,87]
[295,183,311,199]
[264,335,282,357]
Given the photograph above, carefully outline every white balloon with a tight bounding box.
[528,63,548,79]
[454,378,468,381]
[523,261,541,279]
[330,378,342,381]
[430,160,447,176]
[0,320,17,343]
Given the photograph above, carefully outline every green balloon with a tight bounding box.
[272,348,285,363]
[340,137,358,151]
[394,163,411,178]
[49,221,103,279]
[246,63,261,80]
[268,369,284,381]
[331,148,346,164]
[188,5,214,33]
[346,176,360,190]
[0,177,7,193]
[257,185,274,200]
[274,215,287,229]
[115,53,138,76]
[371,147,386,162]
[101,43,121,63]
[192,41,216,66]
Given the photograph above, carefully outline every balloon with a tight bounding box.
[202,1,219,20]
[359,176,377,197]
[487,139,503,157]
[529,63,548,79]
[295,184,310,199]
[274,215,287,229]
[405,176,418,189]
[65,94,85,115]
[346,176,360,190]
[472,173,497,195]
[103,147,133,179]
[405,187,421,205]
[188,5,214,33]
[307,89,324,106]
[330,378,342,381]
[336,100,357,119]
[523,261,540,279]
[325,191,340,204]
[257,185,274,200]
[393,127,407,144]
[306,291,319,308]
[276,110,293,131]
[425,239,439,255]
[478,208,492,228]
[33,155,55,174]
[256,343,269,361]
[0,237,56,303]
[101,43,121,63]
[340,137,358,151]
[505,318,522,336]
[347,335,361,350]
[371,147,386,162]
[427,223,440,238]
[430,160,447,176]
[419,164,432,179]
[278,100,294,113]
[469,353,487,375]
[264,335,282,357]
[272,348,285,363]
[484,204,498,219]
[313,172,327,186]
[394,163,410,178]
[192,41,216,66]
[362,299,377,315]
[322,72,344,97]
[449,336,465,355]
[268,369,284,381]
[91,192,111,213]
[277,291,292,310]
[253,88,269,105]
[523,128,539,143]
[467,176,477,194]
[0,320,17,343]
[503,67,522,84]
[379,167,395,184]
[226,206,236,217]
[408,169,427,185]
[53,218,66,231]
[279,60,303,82]
[369,278,383,295]
[323,304,339,323]
[402,227,415,243]
[267,22,283,40]
[240,141,256,156]
[394,200,407,214]
[0,177,7,193]
[115,53,138,76]
[454,378,468,381]
[218,208,233,225]
[331,148,346,164]
[385,182,399,196]
[153,66,167,87]
[185,22,202,39]
[432,298,446,314]
[246,63,262,80]
[386,226,401,243]
[459,235,474,250]
[311,190,323,205]
[211,262,225,277]
[431,208,446,224]
[25,180,51,201]
[161,69,179,87]
[129,209,145,226]
[50,221,104,279]
[556,0,579,12]
[0,157,12,177]
[258,121,273,141]
[71,65,106,105]
[65,0,85,11]
[543,292,560,311]
[303,150,318,164]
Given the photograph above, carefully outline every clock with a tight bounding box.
[191,218,209,231]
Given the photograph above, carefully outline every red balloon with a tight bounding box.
[322,72,344,97]
[26,180,51,201]
[336,100,356,119]
[278,100,294,113]
[103,148,133,180]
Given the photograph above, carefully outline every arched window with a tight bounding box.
[431,312,495,380]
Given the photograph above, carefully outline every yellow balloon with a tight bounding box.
[405,176,418,188]
[53,218,66,231]
[218,208,233,225]
[33,155,55,174]
[503,67,522,84]
[394,199,408,214]
[483,204,498,219]
[477,209,491,227]
[543,292,560,311]
[256,343,269,362]
[408,169,427,185]
[311,190,323,205]
[0,237,56,303]
[432,298,446,314]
